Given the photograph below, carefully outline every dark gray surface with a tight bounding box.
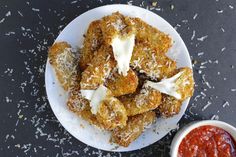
[0,0,236,156]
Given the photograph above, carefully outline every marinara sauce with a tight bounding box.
[178,125,236,157]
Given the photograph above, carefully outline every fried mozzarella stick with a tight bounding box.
[48,42,78,91]
[100,12,136,76]
[79,20,104,70]
[111,111,156,147]
[119,87,162,116]
[80,85,128,130]
[68,83,128,130]
[131,42,177,80]
[131,17,172,53]
[100,12,135,46]
[96,97,127,130]
[105,69,138,97]
[67,84,104,129]
[80,46,115,90]
[146,67,194,117]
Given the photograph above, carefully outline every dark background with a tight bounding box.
[0,0,236,156]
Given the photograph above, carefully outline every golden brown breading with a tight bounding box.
[119,87,162,116]
[96,97,127,130]
[175,67,194,100]
[158,67,194,117]
[79,20,104,70]
[100,12,135,45]
[131,42,176,80]
[111,111,156,147]
[48,42,78,91]
[131,17,172,53]
[158,94,182,118]
[80,46,116,90]
[105,69,138,97]
[68,84,128,130]
[67,84,104,128]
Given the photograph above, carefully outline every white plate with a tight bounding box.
[45,4,192,152]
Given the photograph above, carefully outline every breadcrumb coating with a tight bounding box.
[158,67,194,117]
[48,42,78,91]
[105,69,138,97]
[119,87,162,116]
[131,17,172,53]
[111,111,156,147]
[67,83,104,129]
[80,46,116,90]
[96,97,128,130]
[79,20,104,70]
[131,42,177,80]
[100,12,135,46]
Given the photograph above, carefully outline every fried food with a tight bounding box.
[119,87,162,116]
[158,67,194,117]
[105,69,138,97]
[175,67,194,100]
[67,84,104,128]
[158,94,182,118]
[48,12,195,147]
[131,17,172,53]
[48,42,78,91]
[80,46,116,90]
[111,111,156,147]
[79,20,104,70]
[131,42,177,80]
[100,12,135,46]
[68,84,128,130]
[96,97,127,130]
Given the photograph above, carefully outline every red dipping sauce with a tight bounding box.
[178,125,236,157]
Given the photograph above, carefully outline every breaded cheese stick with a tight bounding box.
[105,69,138,97]
[131,17,172,53]
[130,42,176,80]
[67,84,104,129]
[78,85,128,131]
[48,42,78,91]
[158,94,182,118]
[119,87,162,116]
[111,111,156,147]
[96,97,128,130]
[80,46,116,90]
[100,12,135,45]
[157,67,194,117]
[79,20,103,70]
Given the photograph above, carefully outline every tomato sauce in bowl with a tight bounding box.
[178,125,236,157]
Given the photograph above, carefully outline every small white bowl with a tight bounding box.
[170,120,236,157]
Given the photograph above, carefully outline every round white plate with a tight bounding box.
[45,4,192,152]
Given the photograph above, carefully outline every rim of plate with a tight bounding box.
[45,4,192,152]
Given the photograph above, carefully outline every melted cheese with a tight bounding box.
[90,85,107,114]
[80,90,95,100]
[80,85,108,114]
[111,34,135,76]
[145,71,184,99]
